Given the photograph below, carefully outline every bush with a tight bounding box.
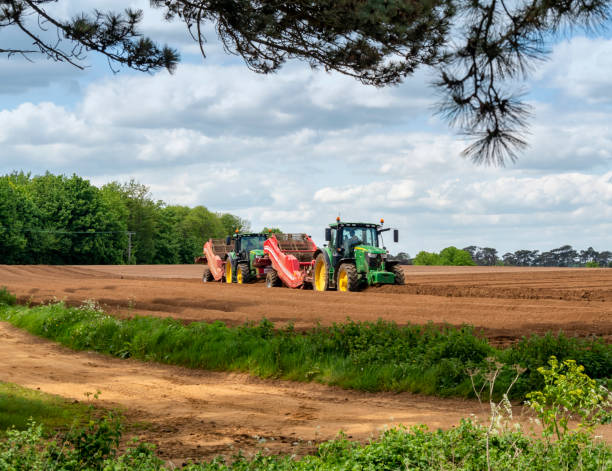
[0,287,16,306]
[413,247,475,266]
[413,250,441,265]
[439,246,476,266]
[586,261,600,268]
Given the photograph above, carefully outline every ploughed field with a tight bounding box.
[1,264,611,343]
[1,264,612,462]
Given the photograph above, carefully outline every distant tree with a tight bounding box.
[414,247,474,266]
[502,252,516,266]
[4,1,611,164]
[580,247,599,264]
[514,249,539,267]
[106,180,159,264]
[390,252,412,265]
[0,175,37,263]
[413,251,442,266]
[440,246,476,266]
[220,213,251,234]
[478,247,499,266]
[596,251,612,267]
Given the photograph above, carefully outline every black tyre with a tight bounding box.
[266,269,281,288]
[391,265,405,285]
[313,253,329,291]
[337,263,360,292]
[236,263,251,284]
[202,267,214,283]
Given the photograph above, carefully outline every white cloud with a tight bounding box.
[539,37,612,104]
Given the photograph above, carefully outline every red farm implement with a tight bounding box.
[263,233,317,289]
[199,238,234,282]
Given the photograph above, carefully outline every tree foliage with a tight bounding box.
[0,0,179,72]
[3,1,610,165]
[0,172,247,264]
[413,246,475,266]
[502,245,612,267]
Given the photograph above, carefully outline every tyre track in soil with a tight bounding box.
[3,323,611,464]
[1,265,612,343]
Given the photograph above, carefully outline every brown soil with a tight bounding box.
[1,265,612,463]
[1,265,611,343]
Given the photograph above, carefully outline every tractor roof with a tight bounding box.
[232,232,268,238]
[329,222,380,229]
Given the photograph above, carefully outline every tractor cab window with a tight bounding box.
[329,228,337,249]
[238,235,267,254]
[340,226,378,256]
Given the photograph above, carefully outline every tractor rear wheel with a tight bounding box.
[313,253,329,291]
[225,260,233,283]
[237,263,250,284]
[391,265,405,285]
[337,263,359,292]
[202,267,213,283]
[266,269,281,288]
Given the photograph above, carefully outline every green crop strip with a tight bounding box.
[0,301,610,400]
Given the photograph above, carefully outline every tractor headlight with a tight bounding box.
[367,253,377,258]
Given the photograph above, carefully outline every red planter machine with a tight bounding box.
[263,233,317,289]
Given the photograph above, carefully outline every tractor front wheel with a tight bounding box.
[313,254,329,292]
[337,263,359,292]
[237,263,250,284]
[391,265,405,285]
[202,267,213,283]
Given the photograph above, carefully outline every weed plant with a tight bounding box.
[1,414,610,470]
[0,287,16,306]
[1,300,611,400]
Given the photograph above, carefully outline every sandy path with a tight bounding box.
[6,321,596,464]
[1,265,611,342]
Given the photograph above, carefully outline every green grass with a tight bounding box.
[1,300,610,400]
[0,382,91,434]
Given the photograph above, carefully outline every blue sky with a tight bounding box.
[1,1,611,256]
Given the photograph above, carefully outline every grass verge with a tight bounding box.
[0,382,93,435]
[1,300,610,400]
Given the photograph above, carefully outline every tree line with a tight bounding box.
[0,172,249,264]
[392,245,612,267]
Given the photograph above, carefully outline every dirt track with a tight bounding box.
[1,264,611,342]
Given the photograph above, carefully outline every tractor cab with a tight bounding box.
[230,233,268,259]
[224,232,269,283]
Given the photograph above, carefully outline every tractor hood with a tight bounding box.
[354,246,387,255]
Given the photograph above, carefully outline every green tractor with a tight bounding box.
[224,232,269,284]
[313,219,404,292]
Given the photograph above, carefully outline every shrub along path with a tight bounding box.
[2,320,593,464]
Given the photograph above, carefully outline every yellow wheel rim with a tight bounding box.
[315,260,326,291]
[337,269,348,292]
[226,260,232,283]
[237,269,243,284]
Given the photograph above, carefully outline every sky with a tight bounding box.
[1,1,611,256]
